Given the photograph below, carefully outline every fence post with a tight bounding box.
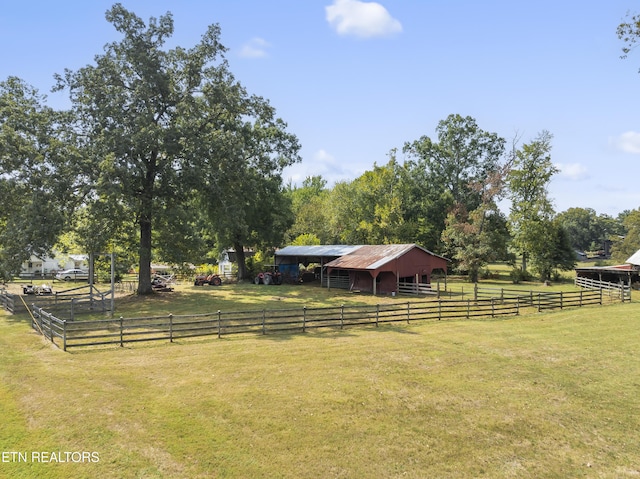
[516,297,520,316]
[169,314,173,343]
[560,291,563,309]
[467,299,470,319]
[62,320,67,351]
[600,288,603,305]
[302,306,306,333]
[340,304,344,329]
[579,290,583,307]
[537,294,541,312]
[376,304,379,327]
[438,299,442,321]
[217,310,222,338]
[407,302,410,324]
[262,309,267,335]
[119,316,124,347]
[47,311,54,343]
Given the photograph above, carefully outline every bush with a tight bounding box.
[510,268,531,284]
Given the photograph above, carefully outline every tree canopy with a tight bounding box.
[0,77,80,281]
[53,4,299,291]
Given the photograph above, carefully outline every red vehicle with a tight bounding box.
[194,274,222,286]
[254,266,282,285]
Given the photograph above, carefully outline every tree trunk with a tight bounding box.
[469,266,479,283]
[137,155,156,295]
[234,241,247,281]
[137,217,153,294]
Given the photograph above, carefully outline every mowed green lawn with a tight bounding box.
[1,286,640,478]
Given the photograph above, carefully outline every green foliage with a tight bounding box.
[285,176,334,244]
[527,219,576,281]
[50,4,299,291]
[507,131,569,278]
[403,114,506,209]
[611,209,640,263]
[509,267,531,284]
[555,207,621,252]
[0,77,80,280]
[618,12,640,60]
[441,205,499,282]
[328,159,413,245]
[291,233,321,246]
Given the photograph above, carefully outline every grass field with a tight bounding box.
[1,283,640,478]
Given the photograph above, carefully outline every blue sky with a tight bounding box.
[1,1,639,217]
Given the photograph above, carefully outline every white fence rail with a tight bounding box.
[574,276,631,302]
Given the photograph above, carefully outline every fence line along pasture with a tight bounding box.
[0,288,15,313]
[574,276,631,302]
[27,288,615,351]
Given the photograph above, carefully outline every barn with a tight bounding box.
[274,245,362,284]
[575,249,640,287]
[276,244,448,295]
[325,244,448,295]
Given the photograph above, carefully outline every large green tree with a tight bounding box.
[555,207,620,252]
[55,4,298,292]
[325,159,414,245]
[403,114,506,249]
[403,114,506,208]
[285,176,333,244]
[195,89,300,280]
[0,77,80,281]
[508,131,574,279]
[441,168,510,282]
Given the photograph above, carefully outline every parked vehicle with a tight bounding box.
[151,274,175,292]
[194,274,222,286]
[254,266,282,285]
[22,284,53,295]
[55,269,89,281]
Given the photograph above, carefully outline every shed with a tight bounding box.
[324,244,448,295]
[275,245,362,283]
[575,249,640,286]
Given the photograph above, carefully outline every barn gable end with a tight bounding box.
[324,244,448,295]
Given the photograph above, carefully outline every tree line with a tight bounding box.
[1,5,639,292]
[285,122,633,283]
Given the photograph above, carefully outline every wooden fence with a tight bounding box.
[0,289,15,313]
[397,281,435,295]
[0,286,109,319]
[574,276,631,302]
[29,289,609,351]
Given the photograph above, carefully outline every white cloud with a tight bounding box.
[325,0,402,38]
[555,162,589,181]
[284,149,364,186]
[611,131,640,154]
[238,37,271,58]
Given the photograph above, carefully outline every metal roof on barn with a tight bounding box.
[324,244,447,270]
[276,245,362,258]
